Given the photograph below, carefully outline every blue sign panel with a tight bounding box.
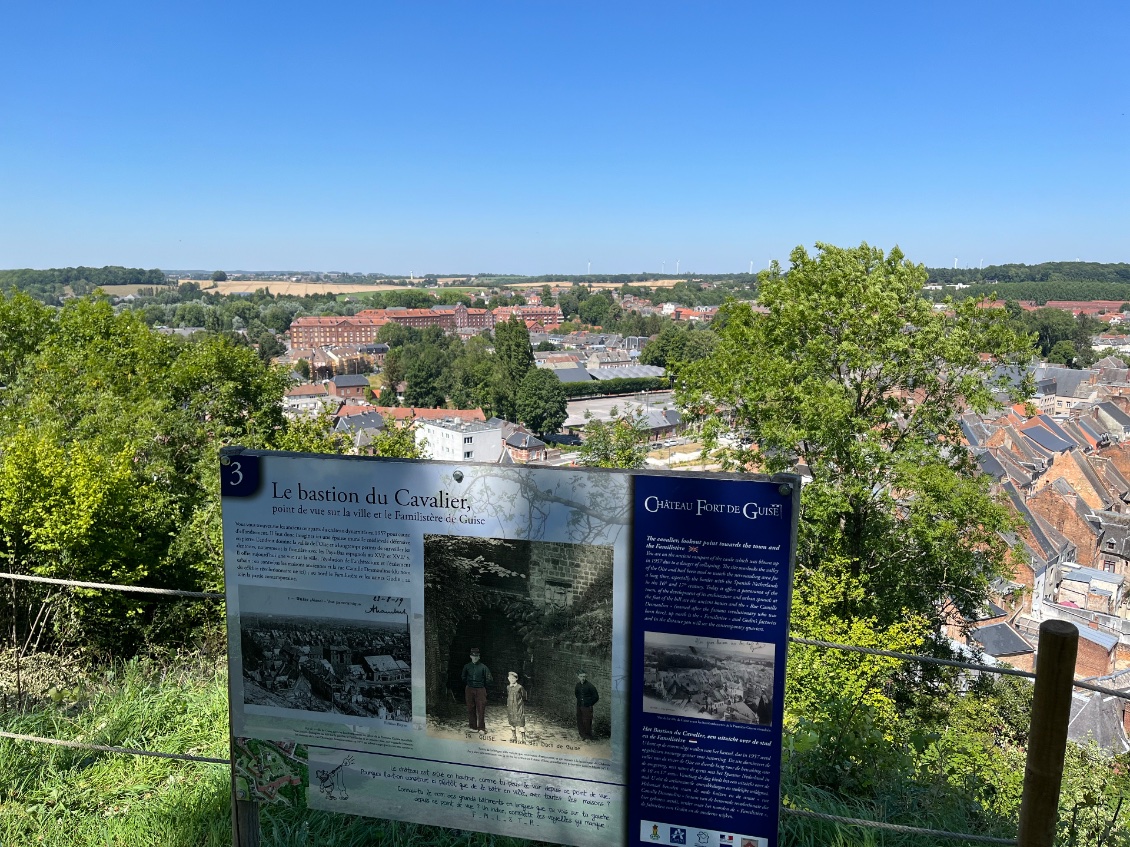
[629,474,797,847]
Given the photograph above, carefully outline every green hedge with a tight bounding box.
[561,376,670,398]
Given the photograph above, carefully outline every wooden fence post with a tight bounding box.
[230,735,261,846]
[1017,619,1078,847]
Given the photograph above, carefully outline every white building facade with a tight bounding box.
[416,418,503,463]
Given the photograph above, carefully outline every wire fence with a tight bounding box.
[4,568,1128,846]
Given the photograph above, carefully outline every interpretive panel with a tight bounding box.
[629,475,795,847]
[221,451,797,847]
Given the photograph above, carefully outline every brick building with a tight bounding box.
[493,305,565,326]
[355,303,494,332]
[288,315,387,347]
[327,374,371,401]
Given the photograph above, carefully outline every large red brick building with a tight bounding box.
[287,315,388,348]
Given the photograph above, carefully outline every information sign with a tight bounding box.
[221,451,797,847]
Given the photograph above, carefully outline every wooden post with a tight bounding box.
[1017,619,1078,847]
[230,736,261,847]
[231,736,262,844]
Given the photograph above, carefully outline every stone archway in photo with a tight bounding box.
[425,592,541,714]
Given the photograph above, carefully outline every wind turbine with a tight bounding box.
[587,260,591,275]
[749,261,753,274]
[676,259,680,274]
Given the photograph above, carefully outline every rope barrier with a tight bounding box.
[781,807,1017,845]
[788,635,1130,702]
[1,571,224,600]
[4,570,1127,699]
[0,729,229,765]
[788,635,1037,679]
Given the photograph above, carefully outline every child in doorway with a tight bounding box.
[506,671,527,743]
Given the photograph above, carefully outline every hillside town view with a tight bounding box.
[4,2,1130,845]
[4,256,1130,844]
[239,614,412,721]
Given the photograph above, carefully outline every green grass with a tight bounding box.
[0,655,551,846]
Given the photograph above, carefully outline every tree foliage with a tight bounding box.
[515,368,567,436]
[0,293,288,651]
[679,243,1034,628]
[491,317,535,420]
[576,407,650,469]
[638,322,717,368]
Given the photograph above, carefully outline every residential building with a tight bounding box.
[416,418,503,463]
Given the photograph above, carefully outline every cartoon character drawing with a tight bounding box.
[315,754,355,800]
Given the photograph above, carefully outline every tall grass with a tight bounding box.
[0,655,547,846]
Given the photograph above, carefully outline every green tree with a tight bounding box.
[515,368,567,436]
[0,289,54,385]
[402,345,447,408]
[639,323,716,368]
[1048,339,1080,366]
[447,336,496,412]
[577,407,650,469]
[492,317,535,420]
[1021,306,1077,357]
[295,358,311,379]
[211,270,227,282]
[579,292,614,326]
[679,243,1034,627]
[256,331,285,362]
[0,296,288,650]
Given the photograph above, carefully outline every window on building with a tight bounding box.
[464,451,473,459]
[464,436,473,443]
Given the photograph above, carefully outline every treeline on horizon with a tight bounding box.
[11,261,1130,309]
[0,266,167,303]
[924,261,1130,304]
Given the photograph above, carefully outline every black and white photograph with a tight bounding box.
[643,632,775,726]
[238,587,412,722]
[423,534,615,758]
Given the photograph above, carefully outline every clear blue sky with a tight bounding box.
[1,2,1127,274]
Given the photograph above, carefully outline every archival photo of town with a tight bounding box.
[239,596,412,722]
[642,632,775,726]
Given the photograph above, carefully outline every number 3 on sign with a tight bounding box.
[227,461,243,487]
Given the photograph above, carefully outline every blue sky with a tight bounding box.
[1,2,1127,274]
